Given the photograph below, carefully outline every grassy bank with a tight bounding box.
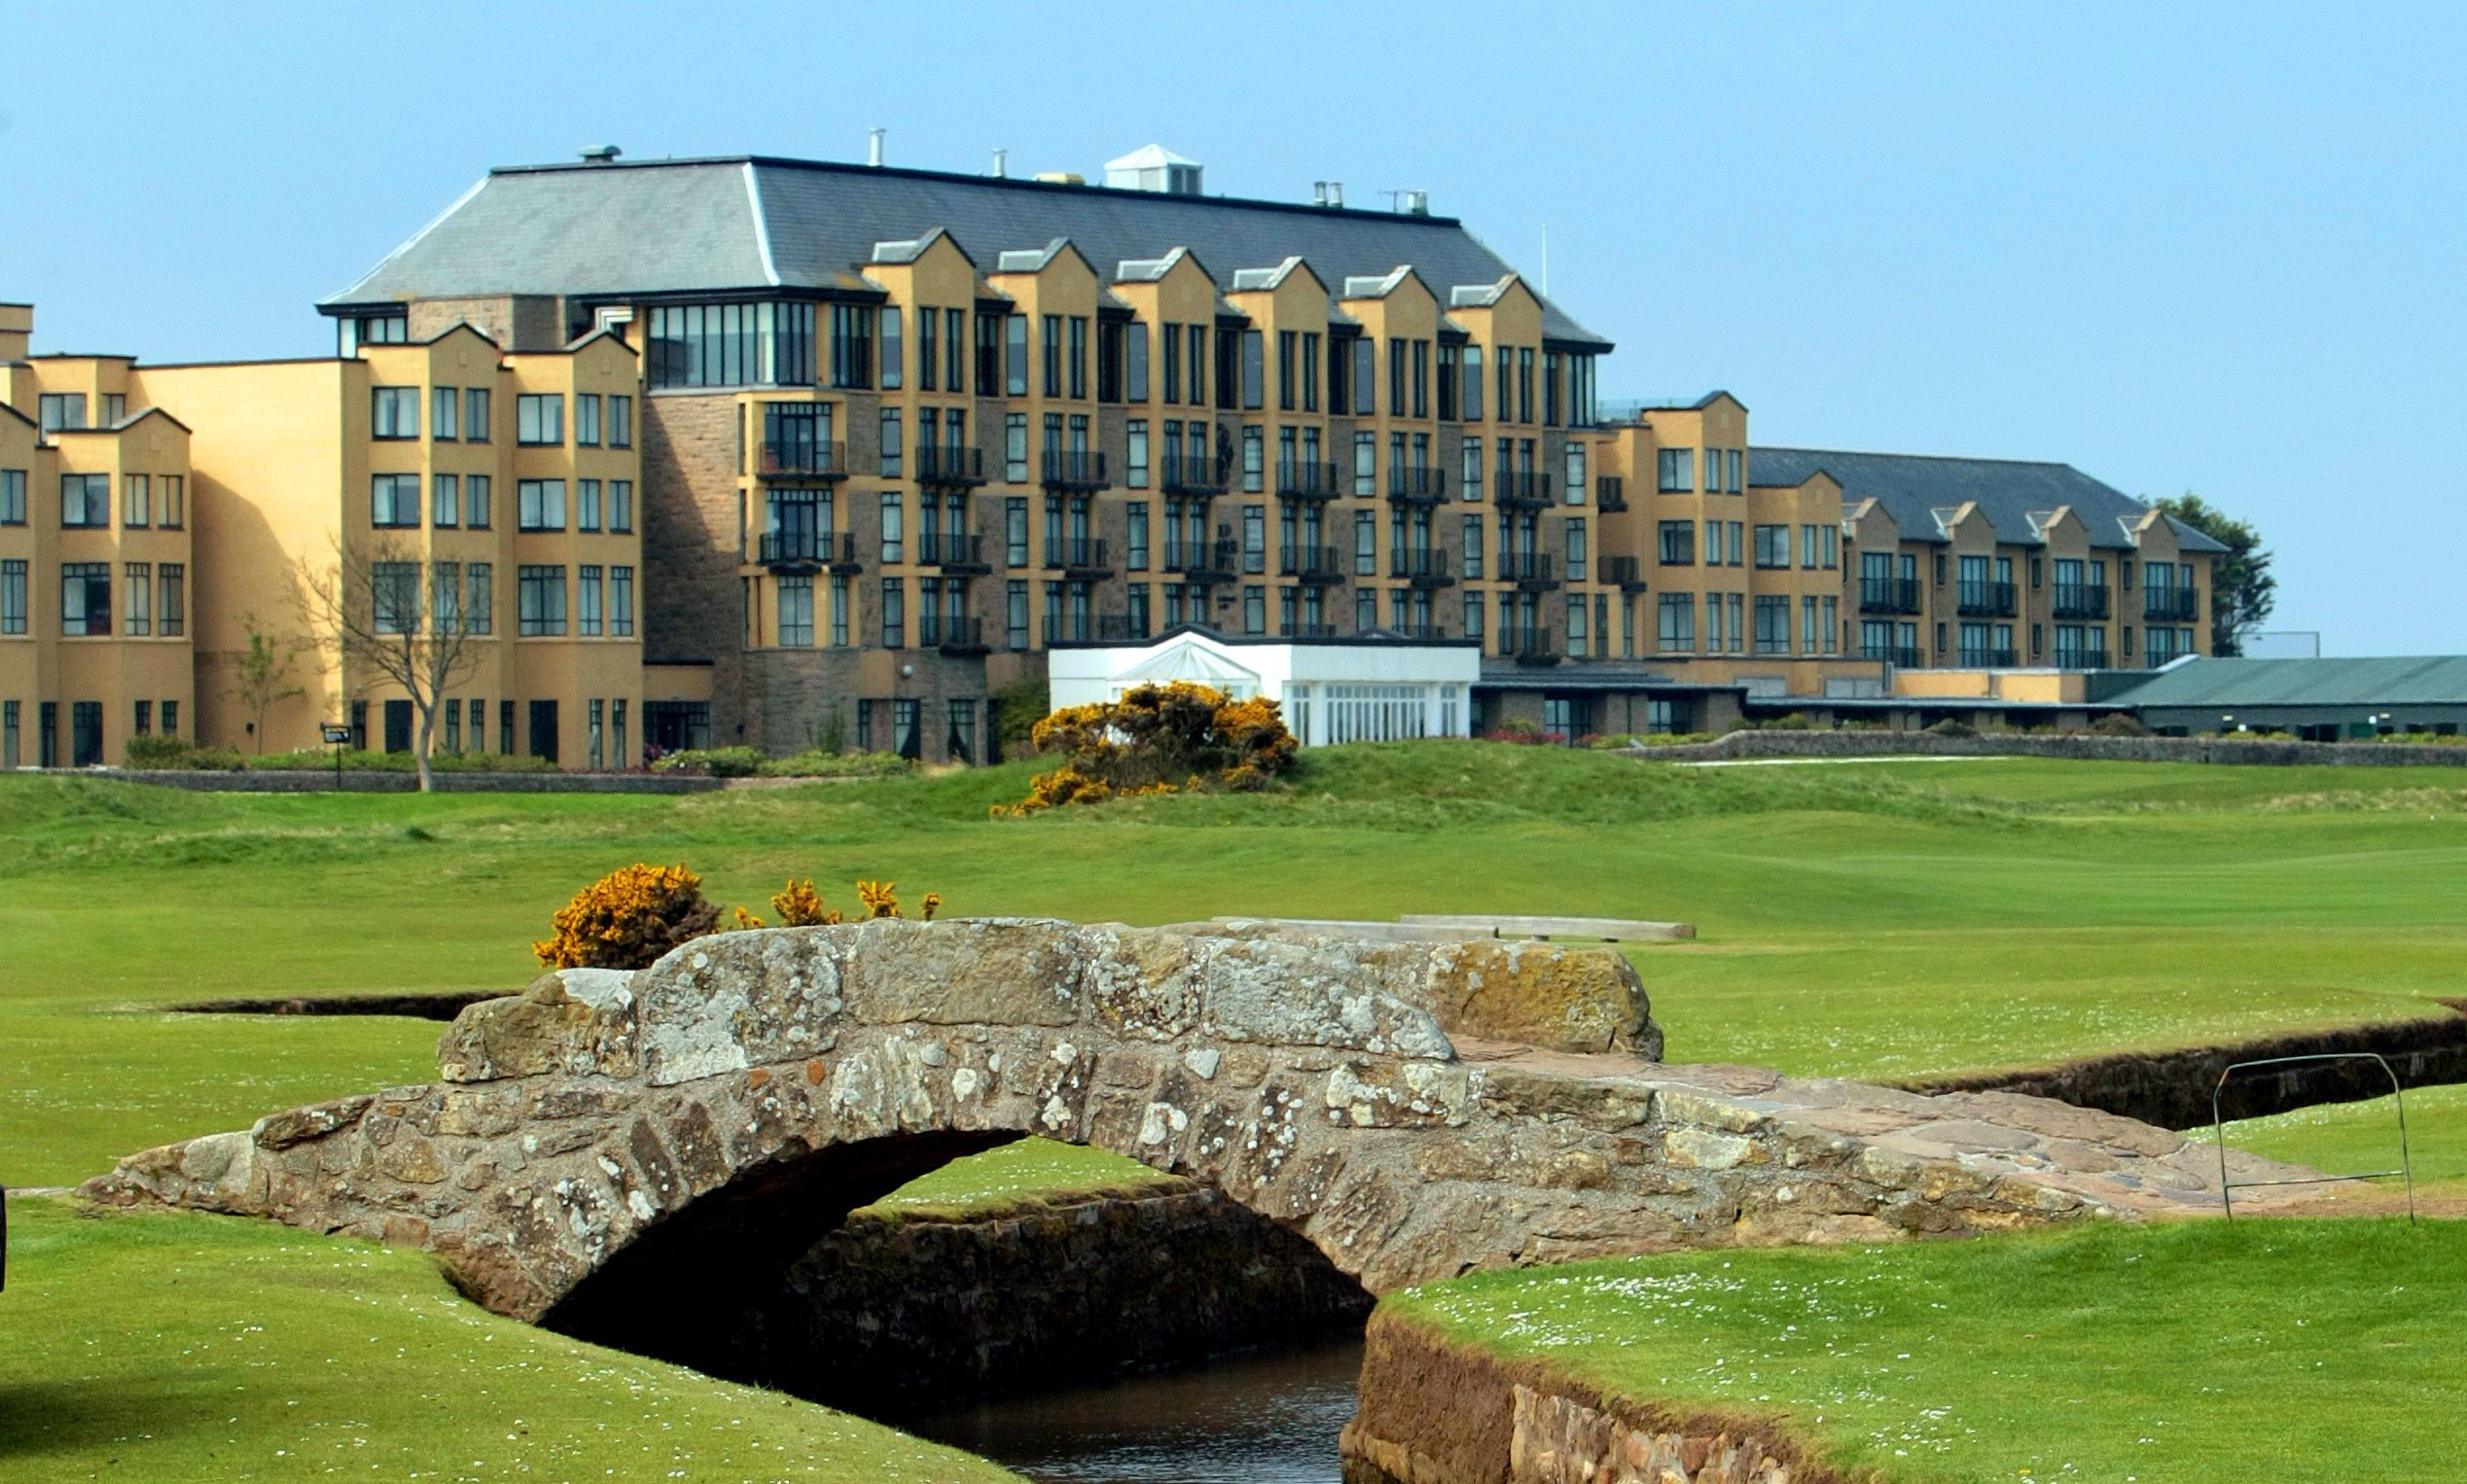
[6,747,2467,1184]
[0,1194,1015,1482]
[1386,1219,2467,1482]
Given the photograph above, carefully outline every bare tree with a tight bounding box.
[228,610,311,754]
[296,537,485,792]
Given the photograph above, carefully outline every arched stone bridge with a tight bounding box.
[86,920,2304,1343]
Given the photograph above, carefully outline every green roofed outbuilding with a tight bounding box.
[2106,655,2467,739]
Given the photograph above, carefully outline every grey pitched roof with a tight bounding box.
[2107,655,2467,709]
[324,156,1612,347]
[1749,446,2228,554]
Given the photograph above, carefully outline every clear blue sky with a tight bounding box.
[5,1,2460,654]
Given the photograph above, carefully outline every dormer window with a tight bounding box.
[338,313,409,355]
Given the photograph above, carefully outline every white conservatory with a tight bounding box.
[1045,630,1481,746]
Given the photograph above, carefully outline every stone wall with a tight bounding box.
[1620,729,2467,768]
[1341,1311,1840,1484]
[67,768,733,794]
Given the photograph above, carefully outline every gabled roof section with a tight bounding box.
[1449,275,1516,308]
[324,155,1612,346]
[1231,256,1309,292]
[870,225,971,265]
[1341,265,1416,300]
[995,237,1076,274]
[1750,446,2229,554]
[2108,655,2467,710]
[54,406,192,436]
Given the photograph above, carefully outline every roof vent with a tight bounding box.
[991,147,1009,178]
[868,127,885,167]
[1400,190,1429,216]
[578,144,622,164]
[1034,171,1086,186]
[1105,143,1202,195]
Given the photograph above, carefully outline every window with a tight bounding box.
[608,480,633,533]
[518,479,566,531]
[1114,321,1146,403]
[1353,432,1377,497]
[371,474,420,527]
[432,560,461,633]
[577,564,604,636]
[0,470,22,524]
[575,393,602,446]
[1006,579,1029,650]
[1126,419,1150,489]
[372,560,420,634]
[120,473,150,527]
[372,385,421,440]
[648,301,817,387]
[0,559,23,634]
[1657,592,1696,652]
[611,564,634,636]
[1460,344,1484,421]
[432,474,460,527]
[830,302,880,387]
[1351,336,1377,414]
[1069,316,1089,400]
[61,474,109,527]
[1461,514,1484,579]
[516,394,564,445]
[464,388,492,442]
[878,306,903,390]
[1657,447,1694,492]
[1726,449,1743,494]
[467,563,492,633]
[1565,517,1587,582]
[1804,595,1820,654]
[879,408,903,477]
[608,395,632,448]
[829,574,851,646]
[466,475,492,528]
[1242,425,1264,492]
[1189,325,1209,407]
[1041,315,1063,398]
[1004,414,1028,482]
[1241,330,1264,409]
[1517,347,1535,423]
[1659,520,1696,565]
[518,565,567,635]
[1126,502,1150,571]
[1561,442,1586,505]
[1006,497,1029,566]
[1354,510,1377,576]
[1004,314,1029,396]
[1755,595,1792,654]
[880,492,904,564]
[881,578,906,648]
[777,576,813,646]
[429,387,459,442]
[1755,524,1791,568]
[38,394,88,434]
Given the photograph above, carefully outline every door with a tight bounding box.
[528,699,559,763]
[383,699,413,755]
[71,701,102,767]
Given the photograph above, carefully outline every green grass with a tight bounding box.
[6,747,2467,1184]
[2202,1083,2467,1189]
[1386,1219,2467,1483]
[0,1195,1014,1482]
[858,1137,1186,1220]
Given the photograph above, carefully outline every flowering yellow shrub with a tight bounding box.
[770,878,840,927]
[533,864,722,970]
[995,682,1298,816]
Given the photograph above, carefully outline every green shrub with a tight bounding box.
[990,678,1051,760]
[242,747,556,773]
[1753,712,1819,731]
[2089,712,2153,737]
[757,749,915,778]
[1926,719,1980,738]
[651,746,766,777]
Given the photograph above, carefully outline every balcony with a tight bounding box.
[1500,550,1562,590]
[1859,577,1922,615]
[1044,537,1112,578]
[914,445,986,488]
[1389,548,1456,587]
[1160,452,1228,497]
[1594,476,1627,512]
[757,529,859,571]
[1506,626,1558,666]
[2144,586,2200,621]
[2052,583,2111,620]
[918,531,990,574]
[1093,614,1150,643]
[1041,450,1110,491]
[757,439,848,481]
[2055,646,2113,671]
[1597,554,1647,590]
[1385,466,1447,505]
[1957,581,2017,618]
[1276,460,1341,500]
[919,614,988,654]
[1495,471,1555,508]
[1958,648,2021,668]
[1280,622,1338,639]
[1279,545,1347,585]
[1384,622,1450,641]
[1862,645,1923,668]
[1164,539,1241,583]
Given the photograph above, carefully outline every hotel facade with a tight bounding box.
[1,145,2219,766]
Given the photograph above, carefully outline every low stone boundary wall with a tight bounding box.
[1341,1311,1837,1484]
[743,1187,1370,1407]
[1619,730,2467,768]
[37,768,883,794]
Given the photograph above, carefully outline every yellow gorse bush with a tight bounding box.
[537,866,945,964]
[994,681,1298,817]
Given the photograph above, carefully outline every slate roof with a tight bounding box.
[2106,656,2467,710]
[1750,446,2228,555]
[324,156,1611,348]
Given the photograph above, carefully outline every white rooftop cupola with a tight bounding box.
[1105,143,1202,195]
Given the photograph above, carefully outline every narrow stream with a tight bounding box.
[901,1336,1366,1483]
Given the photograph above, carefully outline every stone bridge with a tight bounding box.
[85,919,2304,1356]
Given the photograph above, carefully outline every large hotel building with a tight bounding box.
[1,144,2218,768]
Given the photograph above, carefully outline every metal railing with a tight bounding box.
[1385,466,1447,503]
[1500,550,1561,586]
[1160,452,1228,496]
[1165,539,1240,580]
[1598,554,1643,588]
[757,439,847,479]
[1860,577,1922,615]
[1956,580,2017,617]
[1390,548,1455,583]
[2213,1052,2413,1222]
[914,445,985,486]
[2052,583,2111,619]
[1958,648,2020,668]
[918,614,986,652]
[2054,646,2112,671]
[1505,625,1555,660]
[757,530,857,568]
[1594,476,1627,512]
[1279,545,1346,582]
[1862,644,1922,668]
[1275,460,1341,499]
[1044,537,1111,572]
[1041,450,1110,490]
[1279,621,1338,639]
[1495,471,1554,507]
[917,531,987,570]
[2145,586,2200,621]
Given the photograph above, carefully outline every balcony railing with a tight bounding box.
[2055,646,2113,671]
[757,440,847,480]
[1956,580,2017,618]
[1862,644,1923,668]
[1044,537,1111,575]
[1385,466,1447,504]
[1041,450,1110,491]
[918,614,987,654]
[918,531,988,572]
[1279,545,1347,583]
[1384,622,1450,642]
[1959,648,2020,668]
[1160,452,1228,496]
[1389,548,1455,585]
[2144,586,2200,621]
[757,530,858,569]
[2052,583,2111,619]
[1594,476,1627,512]
[1597,554,1645,589]
[1859,577,1922,615]
[1165,539,1240,582]
[1500,550,1561,588]
[1280,621,1338,639]
[1276,460,1341,500]
[1506,626,1556,664]
[914,445,985,487]
[1495,471,1554,507]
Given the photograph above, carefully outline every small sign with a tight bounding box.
[321,724,352,746]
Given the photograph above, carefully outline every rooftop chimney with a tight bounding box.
[0,301,31,363]
[578,144,622,164]
[991,147,1009,178]
[1400,190,1430,216]
[1326,181,1344,209]
[868,127,885,167]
